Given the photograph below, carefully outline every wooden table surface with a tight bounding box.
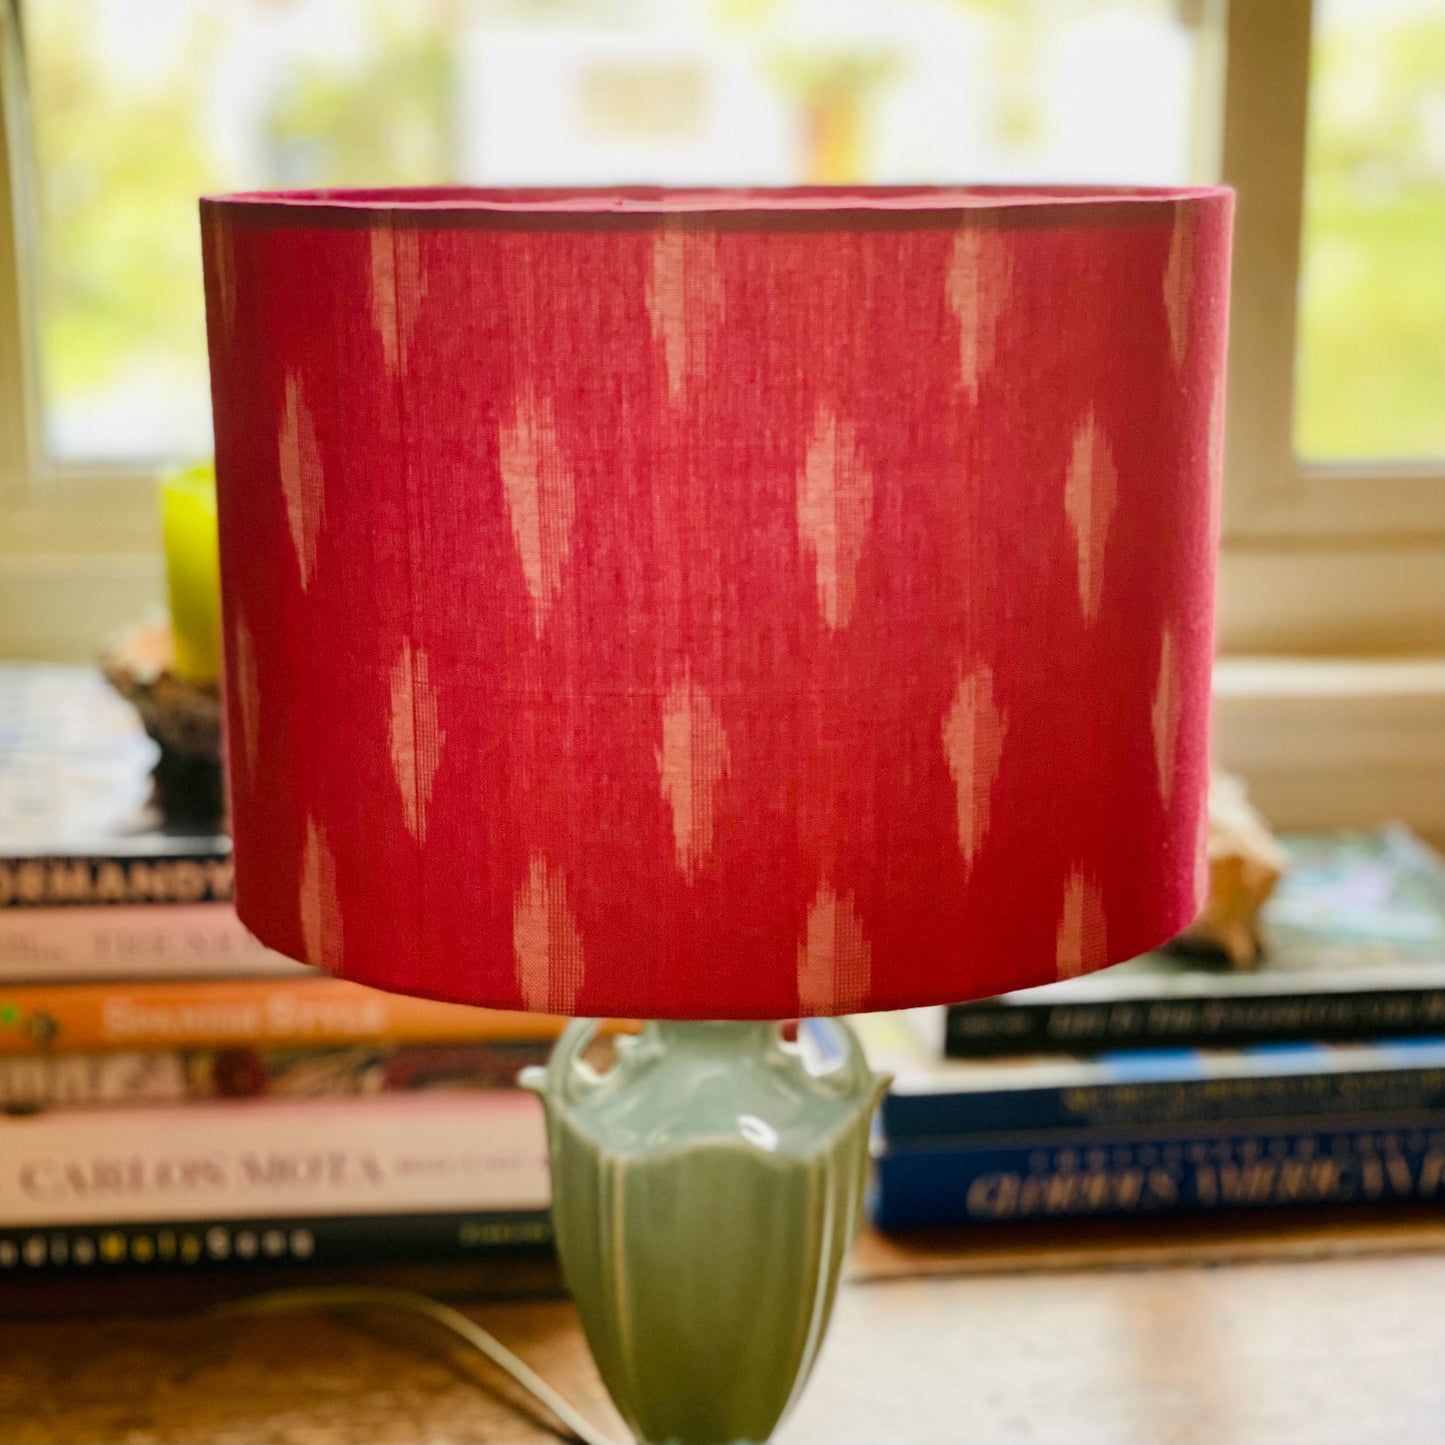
[3,1209,1441,1444]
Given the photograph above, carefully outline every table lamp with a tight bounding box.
[201,184,1231,1444]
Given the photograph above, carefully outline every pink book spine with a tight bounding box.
[0,1091,549,1227]
[0,903,308,981]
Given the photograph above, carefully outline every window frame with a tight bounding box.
[0,0,38,523]
[0,0,1441,658]
[1218,0,1444,545]
[0,0,180,658]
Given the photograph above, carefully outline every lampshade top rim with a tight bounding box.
[202,183,1231,220]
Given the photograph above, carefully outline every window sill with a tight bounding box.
[1212,654,1445,837]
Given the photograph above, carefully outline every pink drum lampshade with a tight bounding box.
[201,185,1232,1021]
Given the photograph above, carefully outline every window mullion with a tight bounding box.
[0,0,42,510]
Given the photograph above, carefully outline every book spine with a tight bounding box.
[0,903,307,983]
[0,854,232,909]
[0,1091,550,1227]
[0,976,566,1053]
[944,988,1445,1057]
[870,1118,1445,1231]
[0,1210,553,1273]
[880,1060,1445,1142]
[0,1039,555,1109]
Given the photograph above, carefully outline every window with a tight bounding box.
[1220,0,1443,544]
[25,0,460,463]
[1295,0,1444,462]
[21,0,1204,467]
[1,0,1441,659]
[1210,0,1442,656]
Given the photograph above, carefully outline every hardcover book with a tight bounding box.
[0,1090,552,1271]
[943,829,1445,1056]
[846,1012,1445,1143]
[869,1118,1445,1230]
[0,1210,553,1272]
[0,903,306,983]
[0,1038,554,1111]
[0,664,232,908]
[0,976,570,1054]
[0,1090,548,1226]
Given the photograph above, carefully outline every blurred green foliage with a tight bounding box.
[1295,3,1445,459]
[28,2,213,398]
[22,0,1445,463]
[27,0,455,443]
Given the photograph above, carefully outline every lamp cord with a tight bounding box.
[210,1287,617,1445]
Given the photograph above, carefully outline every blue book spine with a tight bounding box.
[943,987,1445,1057]
[880,1045,1445,1142]
[869,1118,1445,1231]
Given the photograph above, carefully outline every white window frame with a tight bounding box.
[1209,0,1443,654]
[0,0,39,525]
[1218,0,1443,540]
[0,0,171,657]
[0,0,1442,660]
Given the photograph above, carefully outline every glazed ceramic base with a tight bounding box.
[521,1019,888,1445]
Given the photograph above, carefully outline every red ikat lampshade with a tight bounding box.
[201,185,1232,1020]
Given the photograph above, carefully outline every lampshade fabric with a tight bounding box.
[202,185,1232,1019]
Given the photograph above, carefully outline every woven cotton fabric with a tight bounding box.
[202,185,1233,1018]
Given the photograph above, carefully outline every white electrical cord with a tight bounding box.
[213,1287,617,1445]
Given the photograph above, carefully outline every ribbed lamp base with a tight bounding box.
[522,1018,887,1444]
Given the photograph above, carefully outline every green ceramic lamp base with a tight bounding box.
[521,1019,888,1445]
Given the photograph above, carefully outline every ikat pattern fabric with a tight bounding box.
[202,185,1232,1018]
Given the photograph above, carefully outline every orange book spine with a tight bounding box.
[0,976,563,1054]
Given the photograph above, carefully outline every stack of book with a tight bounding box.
[1,664,556,1275]
[854,828,1445,1231]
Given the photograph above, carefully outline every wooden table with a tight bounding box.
[3,1208,1441,1444]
